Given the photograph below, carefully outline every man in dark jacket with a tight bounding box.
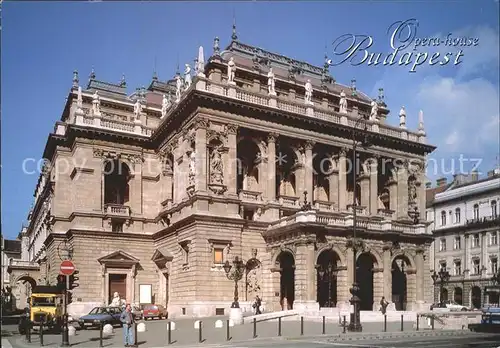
[120,304,136,347]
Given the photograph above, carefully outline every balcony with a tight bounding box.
[314,200,336,211]
[103,204,131,219]
[278,195,300,207]
[266,210,427,235]
[7,260,40,272]
[238,190,263,202]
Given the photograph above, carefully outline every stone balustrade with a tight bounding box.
[268,210,427,235]
[75,111,153,137]
[103,204,131,218]
[199,78,425,144]
[8,260,40,268]
[238,189,263,202]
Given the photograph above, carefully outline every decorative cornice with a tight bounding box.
[194,117,210,130]
[225,123,238,135]
[267,132,279,143]
[304,140,315,151]
[93,148,143,163]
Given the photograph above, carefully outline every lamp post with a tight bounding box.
[431,269,450,307]
[301,190,312,211]
[347,114,371,333]
[317,263,338,307]
[57,240,73,347]
[223,256,246,308]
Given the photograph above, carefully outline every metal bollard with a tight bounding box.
[198,320,203,343]
[416,314,419,331]
[322,316,326,334]
[431,316,435,330]
[167,321,172,345]
[39,321,44,347]
[99,321,103,348]
[25,319,31,343]
[343,315,346,334]
[134,322,138,345]
[384,314,387,332]
[226,319,230,341]
[278,317,282,336]
[253,318,257,338]
[400,314,404,331]
[300,316,304,336]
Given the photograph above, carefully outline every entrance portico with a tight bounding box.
[263,210,432,313]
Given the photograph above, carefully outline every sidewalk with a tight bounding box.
[8,317,469,348]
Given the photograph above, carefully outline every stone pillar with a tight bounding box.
[464,235,470,278]
[270,269,281,312]
[336,266,349,309]
[359,175,370,208]
[304,141,314,203]
[415,248,425,308]
[388,179,398,212]
[129,160,142,214]
[396,163,409,219]
[373,268,384,310]
[382,245,393,304]
[338,149,347,210]
[267,133,277,201]
[226,124,238,195]
[293,243,318,312]
[406,270,417,309]
[328,169,339,205]
[195,119,208,192]
[417,164,426,218]
[369,157,378,215]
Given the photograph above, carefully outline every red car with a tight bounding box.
[142,304,168,320]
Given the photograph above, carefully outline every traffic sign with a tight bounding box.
[60,260,75,276]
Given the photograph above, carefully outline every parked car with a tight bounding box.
[78,307,122,329]
[132,306,143,320]
[142,304,167,320]
[430,300,468,311]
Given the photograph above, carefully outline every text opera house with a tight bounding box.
[8,31,436,318]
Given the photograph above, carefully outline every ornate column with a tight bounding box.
[328,155,339,205]
[226,124,238,195]
[373,267,384,310]
[304,141,314,202]
[369,156,379,215]
[396,162,409,219]
[415,247,425,309]
[359,174,370,208]
[338,148,347,210]
[406,268,417,310]
[267,133,278,201]
[194,119,208,192]
[416,161,426,218]
[382,244,393,304]
[293,242,318,311]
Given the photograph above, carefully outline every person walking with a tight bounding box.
[120,304,136,347]
[253,295,262,315]
[380,296,389,315]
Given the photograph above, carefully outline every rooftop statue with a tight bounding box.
[92,90,101,115]
[184,64,192,89]
[175,74,182,102]
[370,99,378,121]
[227,57,236,85]
[197,46,205,77]
[161,94,171,119]
[134,99,142,118]
[304,79,313,105]
[267,68,276,96]
[399,106,407,128]
[339,90,347,114]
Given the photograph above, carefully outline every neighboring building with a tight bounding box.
[9,30,436,318]
[1,234,22,310]
[427,169,500,308]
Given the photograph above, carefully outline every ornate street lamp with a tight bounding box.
[57,240,73,261]
[408,206,420,224]
[347,113,371,332]
[431,269,450,307]
[301,190,312,211]
[317,263,338,307]
[223,256,246,308]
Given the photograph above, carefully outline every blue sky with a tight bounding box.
[1,1,499,239]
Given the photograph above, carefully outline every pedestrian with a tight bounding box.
[253,295,262,315]
[120,303,136,347]
[380,296,389,315]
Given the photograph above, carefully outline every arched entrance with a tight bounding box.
[356,253,375,311]
[471,286,481,309]
[14,275,38,311]
[245,258,262,301]
[316,249,340,308]
[454,287,463,305]
[277,252,295,310]
[391,256,409,311]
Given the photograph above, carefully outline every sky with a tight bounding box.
[1,1,499,239]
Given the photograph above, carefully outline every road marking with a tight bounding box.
[305,341,381,347]
[1,339,13,348]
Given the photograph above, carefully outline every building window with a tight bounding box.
[439,238,446,251]
[111,221,123,232]
[213,248,224,264]
[455,208,461,223]
[472,233,480,248]
[472,259,480,275]
[454,260,462,276]
[492,200,498,217]
[180,243,190,265]
[454,236,461,250]
[473,204,479,220]
[439,262,447,272]
[491,231,498,246]
[491,257,498,274]
[441,211,447,226]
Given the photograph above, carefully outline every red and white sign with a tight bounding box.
[60,260,75,276]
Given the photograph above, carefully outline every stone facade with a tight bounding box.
[12,37,436,318]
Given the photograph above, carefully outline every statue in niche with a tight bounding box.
[339,90,347,114]
[408,177,417,207]
[210,145,224,184]
[267,68,276,95]
[188,151,196,186]
[370,99,378,120]
[227,57,236,84]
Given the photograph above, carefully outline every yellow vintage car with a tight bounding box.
[28,286,64,331]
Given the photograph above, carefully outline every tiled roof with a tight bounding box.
[426,184,451,207]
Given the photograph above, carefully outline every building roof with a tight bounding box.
[426,184,452,208]
[3,239,21,254]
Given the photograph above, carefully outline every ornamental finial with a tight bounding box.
[231,12,238,41]
[213,36,220,56]
[89,67,96,80]
[351,78,357,96]
[120,73,127,87]
[72,70,79,89]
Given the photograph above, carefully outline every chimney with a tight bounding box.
[471,170,479,181]
[436,177,447,187]
[425,182,432,189]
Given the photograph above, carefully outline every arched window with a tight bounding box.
[473,204,479,220]
[455,208,461,223]
[491,200,497,217]
[441,211,446,226]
